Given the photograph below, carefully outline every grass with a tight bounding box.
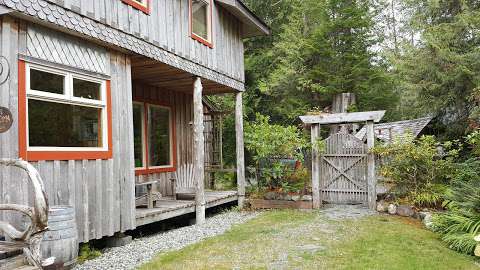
[139,210,479,270]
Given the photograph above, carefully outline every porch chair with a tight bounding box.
[135,180,162,209]
[170,164,196,200]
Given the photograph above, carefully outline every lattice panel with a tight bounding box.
[27,24,108,74]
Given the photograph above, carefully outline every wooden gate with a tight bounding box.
[320,133,368,204]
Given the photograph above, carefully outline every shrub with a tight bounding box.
[373,135,458,207]
[244,114,308,191]
[433,172,480,255]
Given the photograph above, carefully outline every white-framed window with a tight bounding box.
[26,63,109,152]
[190,0,213,46]
[133,102,175,171]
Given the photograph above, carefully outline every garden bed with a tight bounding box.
[248,199,313,210]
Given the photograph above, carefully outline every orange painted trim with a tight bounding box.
[121,0,150,14]
[189,0,214,48]
[18,60,27,160]
[18,59,113,161]
[133,98,177,175]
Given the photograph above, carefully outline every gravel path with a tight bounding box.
[75,211,258,270]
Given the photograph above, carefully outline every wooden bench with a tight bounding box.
[135,181,162,209]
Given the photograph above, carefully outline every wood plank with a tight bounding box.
[300,111,386,125]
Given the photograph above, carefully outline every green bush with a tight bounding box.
[244,114,308,191]
[373,135,458,207]
[433,180,480,254]
[432,157,480,255]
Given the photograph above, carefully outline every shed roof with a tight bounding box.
[355,117,433,142]
[215,0,271,37]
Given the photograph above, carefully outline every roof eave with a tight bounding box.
[215,0,271,38]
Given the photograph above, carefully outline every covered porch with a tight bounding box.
[129,55,246,226]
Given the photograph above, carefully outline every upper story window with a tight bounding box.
[122,0,150,14]
[18,61,113,161]
[190,0,213,48]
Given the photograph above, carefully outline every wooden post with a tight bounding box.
[235,92,246,208]
[366,120,376,210]
[311,124,322,209]
[193,77,206,224]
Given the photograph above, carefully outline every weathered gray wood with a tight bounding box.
[235,92,246,208]
[0,19,136,243]
[193,77,206,224]
[300,111,386,125]
[310,124,321,209]
[366,121,376,210]
[2,0,260,89]
[318,133,368,204]
[41,206,78,268]
[0,159,51,268]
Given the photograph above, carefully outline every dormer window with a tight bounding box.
[190,0,213,48]
[122,0,150,14]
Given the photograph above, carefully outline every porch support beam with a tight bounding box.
[193,77,206,224]
[366,120,376,210]
[311,124,322,209]
[235,92,246,208]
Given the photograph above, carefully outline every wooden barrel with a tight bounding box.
[41,206,79,268]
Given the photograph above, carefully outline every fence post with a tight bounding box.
[366,120,376,210]
[311,124,322,209]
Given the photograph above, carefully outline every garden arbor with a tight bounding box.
[300,111,385,210]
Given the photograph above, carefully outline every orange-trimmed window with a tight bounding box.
[133,101,176,175]
[190,0,213,48]
[122,0,150,14]
[18,61,112,161]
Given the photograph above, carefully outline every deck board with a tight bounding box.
[135,191,238,226]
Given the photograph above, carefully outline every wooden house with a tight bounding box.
[0,0,269,244]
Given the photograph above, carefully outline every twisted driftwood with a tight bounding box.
[0,159,52,268]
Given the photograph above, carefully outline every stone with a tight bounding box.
[282,194,293,201]
[297,244,325,253]
[423,213,434,229]
[418,211,429,220]
[475,244,480,257]
[291,195,301,201]
[376,200,389,212]
[396,205,415,217]
[264,191,278,200]
[302,195,313,201]
[387,204,397,215]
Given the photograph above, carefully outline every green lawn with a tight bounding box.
[140,210,479,270]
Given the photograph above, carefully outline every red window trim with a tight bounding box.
[133,98,177,176]
[18,60,113,161]
[189,0,214,48]
[121,0,150,14]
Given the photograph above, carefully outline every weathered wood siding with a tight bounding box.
[0,17,136,243]
[133,82,195,196]
[44,0,245,82]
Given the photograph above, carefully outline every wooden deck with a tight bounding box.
[135,191,238,227]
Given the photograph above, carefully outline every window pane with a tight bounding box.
[28,99,102,147]
[30,69,64,94]
[148,106,171,167]
[192,0,208,40]
[133,104,144,168]
[73,78,101,100]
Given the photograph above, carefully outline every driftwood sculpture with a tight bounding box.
[0,159,52,268]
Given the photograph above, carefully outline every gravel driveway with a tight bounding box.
[74,211,258,270]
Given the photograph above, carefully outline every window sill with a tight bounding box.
[23,150,112,161]
[135,167,176,175]
[191,33,213,48]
